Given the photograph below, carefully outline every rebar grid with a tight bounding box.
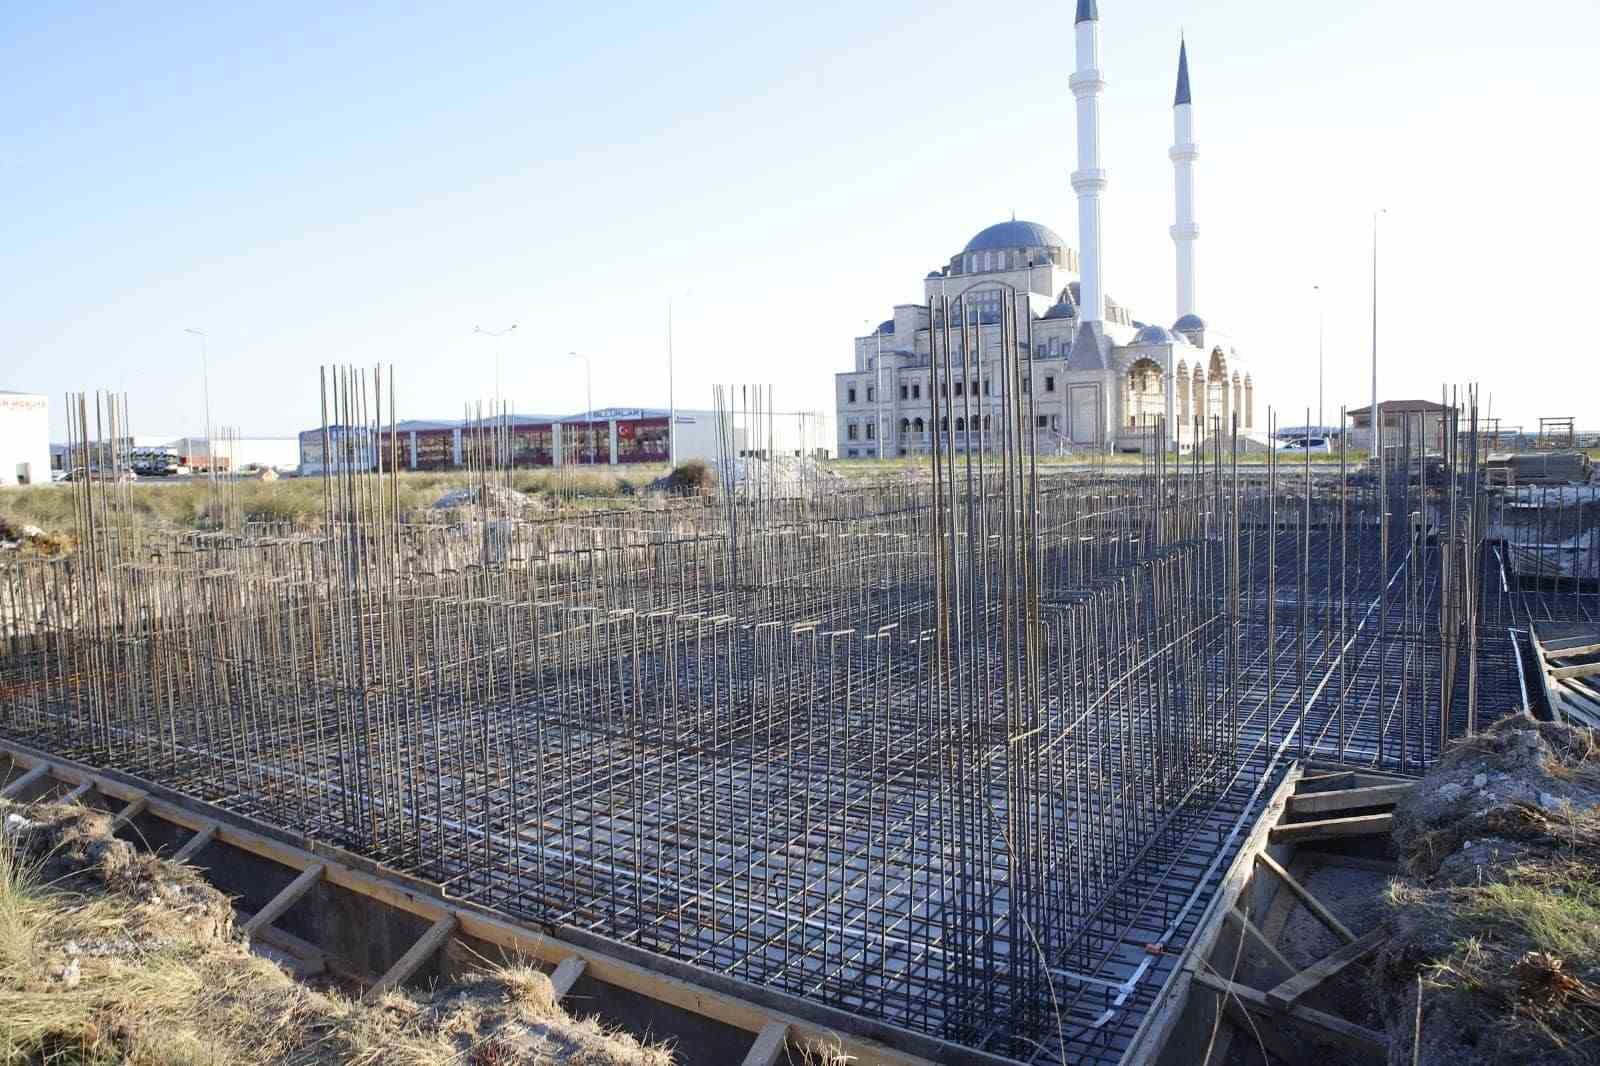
[0,371,1575,1061]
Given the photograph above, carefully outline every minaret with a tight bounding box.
[1067,0,1108,370]
[1170,38,1199,320]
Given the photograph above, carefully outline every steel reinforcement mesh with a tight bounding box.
[0,381,1560,1061]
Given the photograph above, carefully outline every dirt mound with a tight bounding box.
[0,796,668,1065]
[1379,714,1600,1064]
[433,485,549,514]
[647,459,715,496]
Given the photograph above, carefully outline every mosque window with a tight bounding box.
[866,423,875,440]
[954,381,964,397]
[1045,375,1056,393]
[983,415,991,431]
[955,417,965,432]
[1023,377,1030,394]
[847,424,859,441]
[983,379,990,396]
[900,384,908,401]
[847,387,857,403]
[913,417,925,433]
[1037,415,1048,428]
[866,386,875,402]
[912,383,921,400]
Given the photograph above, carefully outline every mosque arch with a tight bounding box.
[1126,357,1166,427]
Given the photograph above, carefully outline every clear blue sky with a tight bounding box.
[4,0,1595,441]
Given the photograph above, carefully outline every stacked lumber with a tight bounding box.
[1484,450,1593,486]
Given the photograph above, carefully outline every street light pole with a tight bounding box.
[1371,210,1384,456]
[473,323,518,406]
[1314,284,1324,436]
[568,352,594,465]
[183,328,212,479]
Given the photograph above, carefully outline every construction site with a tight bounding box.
[1,342,1597,1064]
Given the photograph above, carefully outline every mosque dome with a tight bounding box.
[1172,313,1207,332]
[1133,324,1175,345]
[1042,302,1078,321]
[964,220,1066,253]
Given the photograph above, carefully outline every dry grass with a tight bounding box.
[0,799,671,1066]
[0,466,677,540]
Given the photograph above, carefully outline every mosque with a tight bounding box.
[835,2,1253,457]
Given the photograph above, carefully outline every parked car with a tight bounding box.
[1281,436,1332,453]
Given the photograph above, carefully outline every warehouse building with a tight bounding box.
[0,392,49,486]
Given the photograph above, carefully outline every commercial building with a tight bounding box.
[297,408,735,476]
[0,392,49,486]
[837,19,1253,456]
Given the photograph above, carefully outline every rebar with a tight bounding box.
[0,370,1578,1063]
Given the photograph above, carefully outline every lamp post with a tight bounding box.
[1313,284,1323,437]
[473,323,517,404]
[568,351,594,465]
[1371,210,1385,456]
[183,329,213,478]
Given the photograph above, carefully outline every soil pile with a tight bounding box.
[1379,714,1600,1064]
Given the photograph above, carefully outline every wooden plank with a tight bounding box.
[1222,907,1296,978]
[1269,812,1393,845]
[1193,971,1386,1058]
[1551,661,1600,681]
[63,780,95,804]
[741,1021,790,1066]
[1266,926,1387,1009]
[1287,783,1411,815]
[0,765,49,800]
[1254,852,1356,944]
[110,793,149,831]
[549,955,587,1001]
[364,914,457,1002]
[242,863,325,938]
[1545,640,1600,659]
[171,822,219,864]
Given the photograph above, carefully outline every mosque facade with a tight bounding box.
[835,4,1252,457]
